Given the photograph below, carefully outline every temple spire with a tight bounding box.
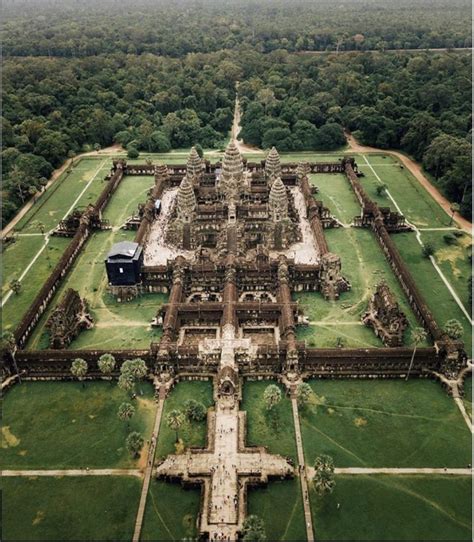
[269,176,288,222]
[265,146,281,185]
[186,146,203,181]
[220,140,244,199]
[176,175,196,222]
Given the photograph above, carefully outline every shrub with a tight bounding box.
[127,147,139,159]
[422,243,435,258]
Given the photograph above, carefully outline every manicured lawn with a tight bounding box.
[295,228,427,348]
[300,379,471,468]
[392,233,472,353]
[309,172,361,225]
[142,480,201,541]
[1,381,156,469]
[155,380,213,459]
[15,157,111,233]
[241,380,297,462]
[421,229,472,313]
[1,475,140,541]
[311,475,472,541]
[358,153,450,228]
[247,478,306,541]
[2,235,70,331]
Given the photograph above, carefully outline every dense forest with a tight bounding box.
[2,0,471,56]
[1,0,472,227]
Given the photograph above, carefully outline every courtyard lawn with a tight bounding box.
[311,475,472,541]
[155,380,213,459]
[300,379,471,468]
[141,480,201,541]
[420,229,472,314]
[14,157,111,233]
[1,236,70,331]
[358,153,450,228]
[295,228,427,348]
[1,475,140,541]
[241,380,297,462]
[309,172,361,225]
[392,232,472,354]
[247,478,306,541]
[1,381,156,469]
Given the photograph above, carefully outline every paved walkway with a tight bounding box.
[2,469,142,477]
[291,397,315,542]
[132,387,166,542]
[307,467,472,476]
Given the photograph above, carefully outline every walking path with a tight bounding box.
[231,95,264,155]
[361,154,472,325]
[346,133,472,234]
[2,469,142,477]
[291,396,315,542]
[307,467,472,476]
[1,159,106,309]
[132,386,166,542]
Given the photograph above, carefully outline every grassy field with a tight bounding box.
[295,228,427,348]
[392,233,472,354]
[26,174,167,351]
[311,475,472,540]
[141,480,201,541]
[1,381,156,469]
[299,379,471,468]
[309,172,361,225]
[247,478,306,541]
[357,154,450,228]
[241,380,297,461]
[1,476,140,541]
[155,380,213,459]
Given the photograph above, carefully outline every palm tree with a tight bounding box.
[98,353,116,381]
[126,431,144,458]
[166,409,185,442]
[120,358,148,393]
[118,402,135,429]
[313,454,336,496]
[443,319,464,340]
[1,331,21,384]
[406,327,428,380]
[296,382,313,408]
[118,372,135,397]
[71,358,88,387]
[263,384,282,411]
[242,515,266,542]
[449,202,460,225]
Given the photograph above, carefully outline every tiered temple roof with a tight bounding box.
[186,146,203,179]
[265,146,281,183]
[176,176,196,221]
[220,140,244,199]
[269,177,288,221]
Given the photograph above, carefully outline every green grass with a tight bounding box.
[247,478,306,541]
[295,228,427,348]
[15,157,112,233]
[1,475,140,541]
[392,233,472,353]
[309,172,361,224]
[141,480,201,541]
[1,236,70,331]
[311,475,472,540]
[358,154,450,228]
[241,380,297,462]
[1,381,156,469]
[300,379,471,468]
[155,380,213,459]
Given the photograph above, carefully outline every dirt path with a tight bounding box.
[1,144,123,238]
[345,133,472,234]
[2,468,142,477]
[307,467,472,476]
[232,96,264,155]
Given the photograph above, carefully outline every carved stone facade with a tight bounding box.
[362,281,408,347]
[46,289,93,348]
